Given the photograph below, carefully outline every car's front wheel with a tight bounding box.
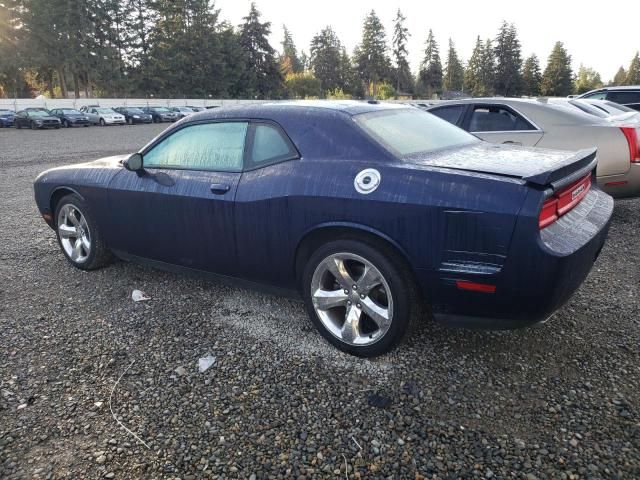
[99,118,106,126]
[302,239,420,357]
[55,194,111,270]
[63,119,70,128]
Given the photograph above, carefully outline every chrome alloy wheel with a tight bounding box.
[57,204,91,263]
[311,252,393,346]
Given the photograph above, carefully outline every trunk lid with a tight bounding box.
[404,143,597,187]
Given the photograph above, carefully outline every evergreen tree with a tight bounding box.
[463,36,483,96]
[541,41,573,96]
[391,9,412,94]
[478,38,495,96]
[309,26,343,95]
[574,64,602,94]
[521,54,542,96]
[281,25,302,74]
[354,10,391,97]
[417,29,442,97]
[613,66,627,86]
[627,52,640,85]
[237,2,282,98]
[443,38,464,92]
[493,21,522,96]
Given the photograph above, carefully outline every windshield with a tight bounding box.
[62,109,81,114]
[0,110,13,115]
[28,111,50,117]
[127,108,144,114]
[354,108,478,157]
[153,107,170,112]
[96,108,115,114]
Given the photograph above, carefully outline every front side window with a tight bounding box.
[469,105,535,132]
[429,105,467,126]
[248,123,298,167]
[144,122,248,171]
[354,108,477,157]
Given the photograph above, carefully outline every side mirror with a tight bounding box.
[124,153,144,172]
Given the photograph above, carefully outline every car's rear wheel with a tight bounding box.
[30,121,37,130]
[63,119,70,128]
[127,117,133,125]
[302,239,420,357]
[55,194,111,270]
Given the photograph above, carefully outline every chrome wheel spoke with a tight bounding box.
[356,265,381,295]
[325,257,356,289]
[361,296,390,329]
[68,209,81,226]
[71,238,83,260]
[313,288,348,311]
[58,223,78,239]
[340,305,362,344]
[81,235,91,252]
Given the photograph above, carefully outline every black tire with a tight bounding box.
[16,122,21,129]
[63,119,70,128]
[99,118,106,126]
[30,121,37,130]
[55,125,60,129]
[127,117,133,125]
[54,194,112,270]
[302,238,421,357]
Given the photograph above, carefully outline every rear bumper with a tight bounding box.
[422,188,613,329]
[598,163,640,199]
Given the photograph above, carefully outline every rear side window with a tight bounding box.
[248,123,298,167]
[144,122,248,171]
[429,105,466,125]
[354,108,477,157]
[469,106,535,132]
[583,91,606,100]
[607,91,640,104]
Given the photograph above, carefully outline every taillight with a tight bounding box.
[620,126,640,163]
[538,173,591,229]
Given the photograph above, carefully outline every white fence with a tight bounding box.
[0,98,270,111]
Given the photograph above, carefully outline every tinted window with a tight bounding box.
[354,108,477,157]
[583,91,606,100]
[607,91,640,104]
[469,106,535,132]
[429,105,466,125]
[144,122,248,171]
[249,124,297,166]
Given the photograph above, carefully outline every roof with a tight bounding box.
[189,100,409,121]
[583,86,640,92]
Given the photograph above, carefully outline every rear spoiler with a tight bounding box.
[523,148,597,189]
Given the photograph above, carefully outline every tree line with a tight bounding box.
[0,1,639,100]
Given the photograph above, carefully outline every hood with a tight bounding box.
[80,155,130,168]
[404,142,597,187]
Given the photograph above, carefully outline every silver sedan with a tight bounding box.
[426,98,640,198]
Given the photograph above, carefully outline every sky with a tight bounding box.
[214,0,640,81]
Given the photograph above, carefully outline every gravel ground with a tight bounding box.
[0,124,638,479]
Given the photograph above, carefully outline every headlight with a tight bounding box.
[35,120,43,124]
[133,115,140,118]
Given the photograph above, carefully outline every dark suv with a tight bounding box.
[577,86,640,112]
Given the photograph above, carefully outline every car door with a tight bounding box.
[84,108,99,124]
[462,103,544,146]
[106,120,248,275]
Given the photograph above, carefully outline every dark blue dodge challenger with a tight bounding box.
[34,101,613,356]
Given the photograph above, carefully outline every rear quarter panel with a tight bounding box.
[234,157,529,290]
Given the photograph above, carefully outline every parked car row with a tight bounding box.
[0,105,215,129]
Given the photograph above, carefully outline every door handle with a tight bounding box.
[503,141,523,146]
[210,183,230,194]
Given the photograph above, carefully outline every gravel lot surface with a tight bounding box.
[0,124,638,479]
